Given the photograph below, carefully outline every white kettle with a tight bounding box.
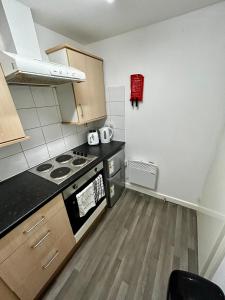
[99,126,113,144]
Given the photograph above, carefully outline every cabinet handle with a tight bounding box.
[79,104,84,117]
[23,216,45,234]
[42,250,59,269]
[31,230,51,249]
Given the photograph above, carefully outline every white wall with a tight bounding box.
[198,126,225,276]
[87,2,225,204]
[200,127,225,213]
[34,23,83,61]
[213,252,225,293]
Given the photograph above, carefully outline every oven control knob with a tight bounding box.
[94,167,98,173]
[73,184,78,189]
[80,153,84,156]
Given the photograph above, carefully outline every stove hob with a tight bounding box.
[72,158,87,167]
[29,150,97,185]
[50,167,71,180]
[36,163,53,173]
[55,154,73,164]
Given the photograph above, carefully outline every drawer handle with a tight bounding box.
[23,216,45,234]
[31,230,51,249]
[42,250,59,269]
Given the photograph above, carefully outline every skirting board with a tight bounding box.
[126,182,225,220]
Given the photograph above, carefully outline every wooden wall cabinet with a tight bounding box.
[0,66,28,148]
[46,45,107,125]
[0,194,75,300]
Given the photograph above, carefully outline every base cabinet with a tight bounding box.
[0,194,75,300]
[47,45,107,125]
[0,279,18,300]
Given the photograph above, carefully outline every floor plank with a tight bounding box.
[43,189,198,300]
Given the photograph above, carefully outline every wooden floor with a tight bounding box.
[43,189,198,300]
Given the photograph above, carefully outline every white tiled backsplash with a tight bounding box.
[0,86,97,182]
[106,86,126,142]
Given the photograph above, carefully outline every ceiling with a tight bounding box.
[19,0,223,44]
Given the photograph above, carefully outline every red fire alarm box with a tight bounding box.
[130,74,144,108]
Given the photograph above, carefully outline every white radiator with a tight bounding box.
[128,160,158,190]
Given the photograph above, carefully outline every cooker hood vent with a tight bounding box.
[0,50,86,86]
[0,0,85,86]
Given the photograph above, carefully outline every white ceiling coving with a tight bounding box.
[19,0,223,44]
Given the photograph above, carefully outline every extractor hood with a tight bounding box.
[0,50,86,86]
[0,0,86,86]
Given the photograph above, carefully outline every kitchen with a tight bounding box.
[0,0,225,299]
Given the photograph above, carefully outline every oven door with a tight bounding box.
[107,168,125,207]
[64,170,105,235]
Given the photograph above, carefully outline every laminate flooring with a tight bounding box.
[43,189,198,300]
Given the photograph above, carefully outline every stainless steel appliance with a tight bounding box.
[63,162,107,241]
[106,148,125,207]
[29,150,97,184]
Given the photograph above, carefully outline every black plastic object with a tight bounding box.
[167,270,225,300]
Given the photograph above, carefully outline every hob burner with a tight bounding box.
[55,154,72,164]
[50,167,71,179]
[72,158,87,166]
[36,163,53,173]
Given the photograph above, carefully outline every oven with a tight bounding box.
[63,162,107,242]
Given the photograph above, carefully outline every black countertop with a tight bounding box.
[0,141,125,239]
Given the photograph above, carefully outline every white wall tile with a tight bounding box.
[76,124,87,134]
[0,153,28,181]
[78,132,87,144]
[21,128,45,151]
[31,87,56,107]
[64,134,80,150]
[47,139,66,158]
[108,86,125,102]
[110,116,125,129]
[56,106,62,122]
[37,107,59,126]
[61,124,76,137]
[113,129,125,141]
[24,145,50,168]
[42,124,63,143]
[9,86,35,109]
[106,102,110,115]
[0,143,22,159]
[17,108,40,130]
[2,83,112,180]
[110,101,125,116]
[52,88,59,105]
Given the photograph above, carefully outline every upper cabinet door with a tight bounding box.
[86,56,106,120]
[67,49,106,124]
[67,50,91,124]
[47,45,107,125]
[0,66,27,148]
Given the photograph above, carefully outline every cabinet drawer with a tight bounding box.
[0,207,75,300]
[0,194,64,264]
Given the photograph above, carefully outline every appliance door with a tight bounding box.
[64,170,105,235]
[107,148,125,178]
[107,168,125,207]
